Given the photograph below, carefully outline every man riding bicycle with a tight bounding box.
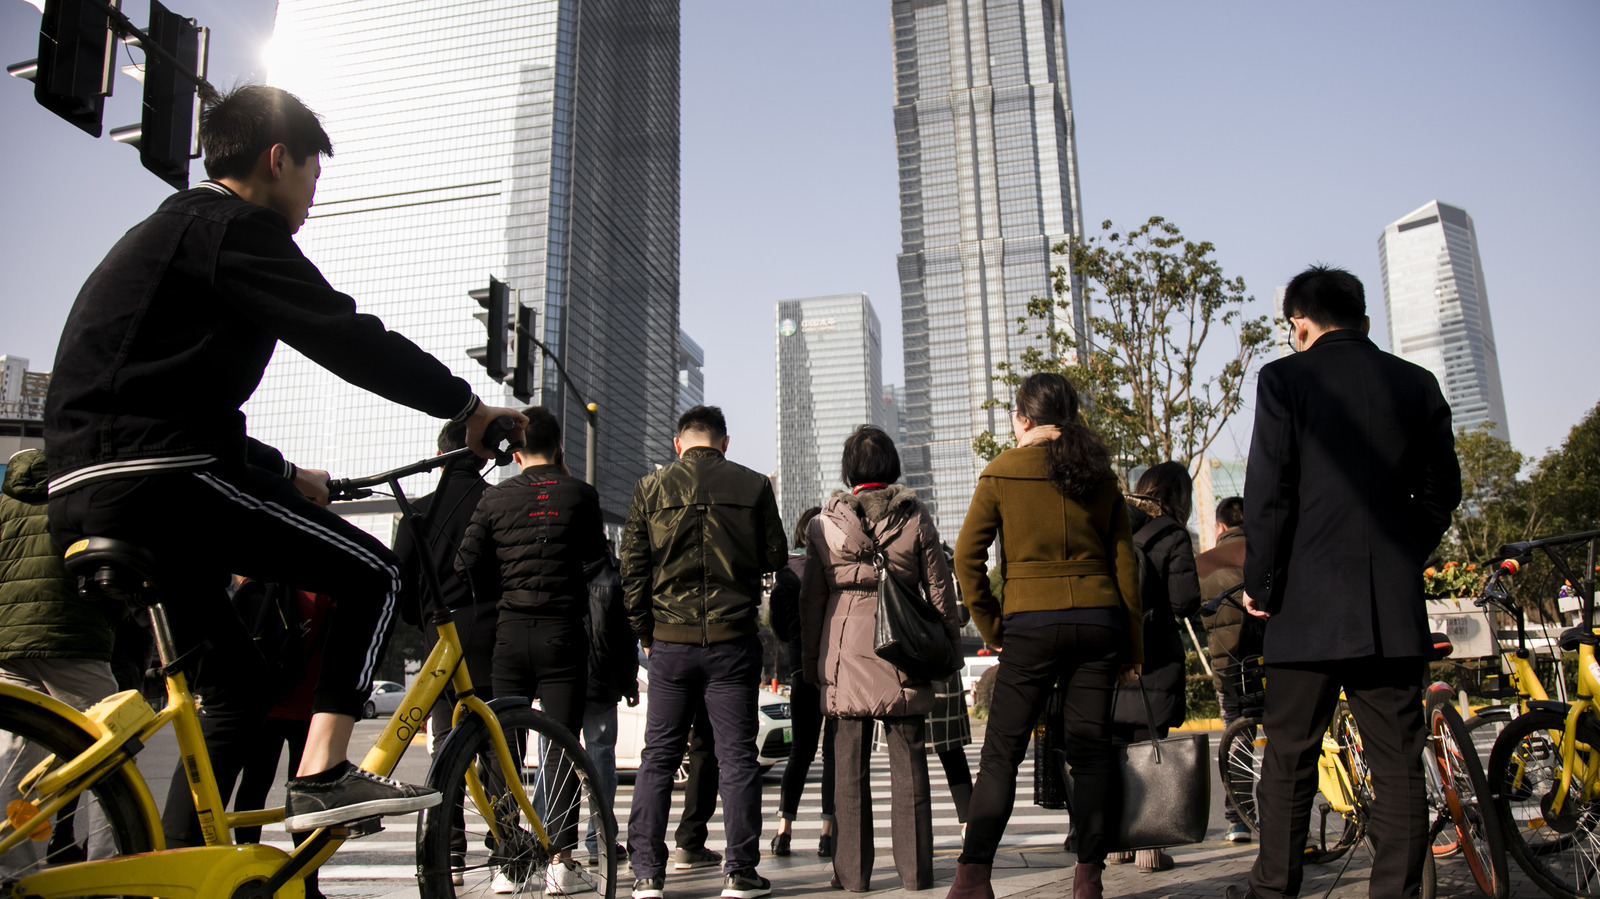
[43,84,527,837]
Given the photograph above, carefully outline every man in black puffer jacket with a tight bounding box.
[455,405,605,888]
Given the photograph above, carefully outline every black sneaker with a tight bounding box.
[671,846,722,870]
[284,761,441,832]
[770,832,790,857]
[632,876,665,899]
[816,833,833,858]
[721,869,771,899]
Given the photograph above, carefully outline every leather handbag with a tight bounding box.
[870,549,961,683]
[1062,679,1211,851]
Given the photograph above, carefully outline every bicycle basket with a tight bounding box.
[1218,655,1267,715]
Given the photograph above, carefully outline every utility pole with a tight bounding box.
[515,317,599,488]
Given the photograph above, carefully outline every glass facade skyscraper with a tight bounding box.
[677,329,704,416]
[1378,200,1509,442]
[248,0,680,524]
[891,0,1087,536]
[775,294,888,532]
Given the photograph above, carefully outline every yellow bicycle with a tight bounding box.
[0,430,618,898]
[1482,530,1600,899]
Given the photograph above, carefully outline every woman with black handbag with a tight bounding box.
[1106,461,1203,871]
[949,373,1142,899]
[800,425,962,892]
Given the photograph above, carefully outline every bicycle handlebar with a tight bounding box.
[1202,581,1246,615]
[326,416,521,501]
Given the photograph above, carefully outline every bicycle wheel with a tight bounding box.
[1219,716,1266,835]
[419,704,617,899]
[1426,694,1507,898]
[1305,702,1368,865]
[0,692,155,891]
[1486,708,1600,899]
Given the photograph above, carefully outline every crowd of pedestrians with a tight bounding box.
[1,79,1465,899]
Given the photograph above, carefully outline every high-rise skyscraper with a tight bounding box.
[248,1,680,524]
[677,329,704,416]
[891,0,1087,536]
[775,294,888,531]
[1378,201,1509,442]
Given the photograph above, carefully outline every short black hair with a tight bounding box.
[792,506,822,550]
[199,85,333,180]
[436,420,487,471]
[677,405,727,441]
[841,425,901,486]
[520,406,561,459]
[1217,496,1245,529]
[1282,264,1366,330]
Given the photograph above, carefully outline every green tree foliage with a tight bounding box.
[1449,422,1533,565]
[1439,402,1600,622]
[972,217,1274,477]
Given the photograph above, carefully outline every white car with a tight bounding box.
[363,679,407,719]
[615,668,793,780]
[960,656,1000,702]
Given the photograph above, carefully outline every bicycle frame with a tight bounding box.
[0,437,547,899]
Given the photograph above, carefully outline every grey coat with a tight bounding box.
[800,486,961,719]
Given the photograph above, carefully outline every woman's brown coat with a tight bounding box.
[953,443,1143,661]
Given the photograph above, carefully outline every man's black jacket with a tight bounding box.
[584,555,639,704]
[1243,329,1462,664]
[45,181,473,494]
[392,461,488,626]
[619,446,787,648]
[455,464,606,619]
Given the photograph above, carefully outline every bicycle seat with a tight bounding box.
[63,537,159,608]
[1557,626,1599,651]
[1430,632,1453,660]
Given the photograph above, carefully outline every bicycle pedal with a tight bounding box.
[340,817,385,839]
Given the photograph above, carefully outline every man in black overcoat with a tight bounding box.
[1230,266,1462,899]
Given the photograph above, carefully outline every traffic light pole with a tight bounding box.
[514,321,599,487]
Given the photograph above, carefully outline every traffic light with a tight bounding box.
[466,276,509,382]
[30,0,117,137]
[511,301,538,403]
[136,1,202,190]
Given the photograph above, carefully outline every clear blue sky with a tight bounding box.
[4,1,1596,477]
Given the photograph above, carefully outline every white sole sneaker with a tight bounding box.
[283,791,441,832]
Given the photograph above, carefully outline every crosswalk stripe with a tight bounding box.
[304,749,1061,889]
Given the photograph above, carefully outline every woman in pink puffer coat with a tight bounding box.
[800,425,962,892]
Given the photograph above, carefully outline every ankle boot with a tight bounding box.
[945,862,995,899]
[1073,863,1104,899]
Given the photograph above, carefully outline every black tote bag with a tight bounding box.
[870,550,961,683]
[1061,679,1211,851]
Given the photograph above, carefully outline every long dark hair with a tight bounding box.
[1132,461,1193,524]
[1013,372,1112,498]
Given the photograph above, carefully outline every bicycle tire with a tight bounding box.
[419,704,617,899]
[0,692,155,894]
[1303,701,1368,865]
[1486,708,1600,899]
[1219,715,1265,835]
[1465,708,1512,766]
[1426,693,1508,898]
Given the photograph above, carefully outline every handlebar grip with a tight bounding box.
[482,415,523,467]
[325,478,373,502]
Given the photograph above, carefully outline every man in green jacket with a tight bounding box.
[1196,495,1251,843]
[620,406,787,899]
[0,449,119,704]
[0,448,122,874]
